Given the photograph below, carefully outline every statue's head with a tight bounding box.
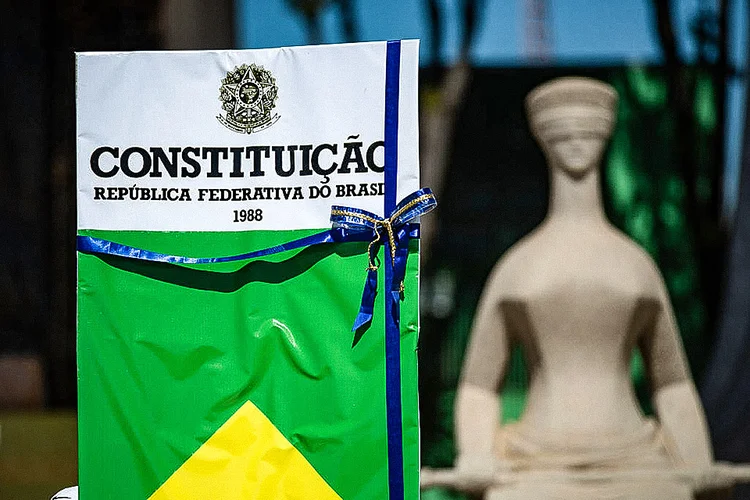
[526,77,618,178]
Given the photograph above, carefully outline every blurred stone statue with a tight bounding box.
[451,77,717,499]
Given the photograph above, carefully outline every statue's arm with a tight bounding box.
[454,264,511,474]
[639,271,713,466]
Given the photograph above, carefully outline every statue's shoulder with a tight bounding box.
[606,226,665,285]
[486,231,544,286]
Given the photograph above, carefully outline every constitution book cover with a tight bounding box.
[76,41,422,499]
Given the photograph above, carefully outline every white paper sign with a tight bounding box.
[76,41,420,231]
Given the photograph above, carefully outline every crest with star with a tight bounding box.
[217,63,280,134]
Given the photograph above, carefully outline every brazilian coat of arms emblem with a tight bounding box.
[217,63,280,134]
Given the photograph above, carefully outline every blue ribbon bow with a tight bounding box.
[331,188,437,339]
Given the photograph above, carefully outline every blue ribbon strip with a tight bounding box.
[77,229,340,265]
[383,39,404,500]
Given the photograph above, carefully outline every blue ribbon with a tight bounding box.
[331,188,437,336]
[383,39,404,500]
[77,229,341,265]
[76,187,435,335]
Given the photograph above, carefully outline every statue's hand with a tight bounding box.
[452,453,501,493]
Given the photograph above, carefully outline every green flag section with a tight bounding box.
[77,229,420,499]
[148,400,341,500]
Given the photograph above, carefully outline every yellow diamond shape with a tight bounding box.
[148,400,342,500]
